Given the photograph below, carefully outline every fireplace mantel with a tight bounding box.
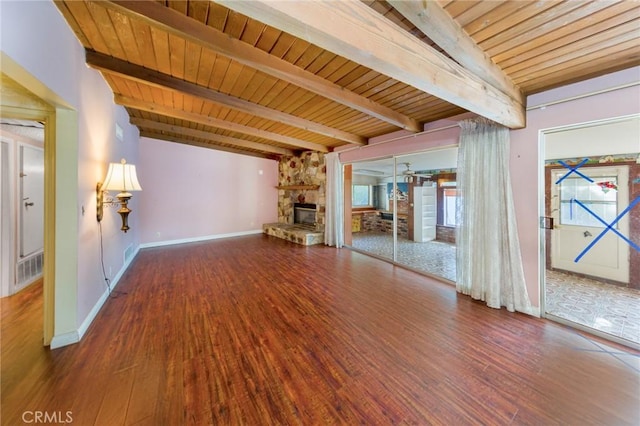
[276,184,320,190]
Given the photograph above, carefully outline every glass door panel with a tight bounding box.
[394,152,456,281]
[350,157,395,261]
[542,115,639,346]
[347,149,458,283]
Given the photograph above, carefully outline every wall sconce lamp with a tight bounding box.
[96,158,142,233]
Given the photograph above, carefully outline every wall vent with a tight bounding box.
[17,251,43,287]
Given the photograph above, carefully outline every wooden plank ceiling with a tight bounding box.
[55,0,640,159]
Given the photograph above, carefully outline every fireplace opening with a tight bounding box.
[294,203,317,225]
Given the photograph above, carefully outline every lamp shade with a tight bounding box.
[100,159,142,193]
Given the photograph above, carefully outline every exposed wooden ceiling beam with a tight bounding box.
[103,1,422,132]
[115,95,329,152]
[86,50,366,146]
[215,0,525,129]
[387,0,522,105]
[132,118,294,156]
[140,131,275,159]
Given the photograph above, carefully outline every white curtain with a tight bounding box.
[456,118,532,313]
[324,152,344,247]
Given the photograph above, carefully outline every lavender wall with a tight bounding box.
[338,68,640,311]
[511,67,640,307]
[1,0,141,345]
[138,138,278,245]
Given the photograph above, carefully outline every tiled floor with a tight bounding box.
[351,231,456,281]
[350,231,640,346]
[546,269,640,345]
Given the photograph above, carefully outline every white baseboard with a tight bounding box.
[139,229,263,249]
[50,231,261,349]
[50,245,141,350]
[50,330,80,349]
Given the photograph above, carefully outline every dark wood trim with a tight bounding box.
[276,185,320,190]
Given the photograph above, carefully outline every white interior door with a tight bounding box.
[20,145,44,257]
[550,165,629,283]
[1,141,12,297]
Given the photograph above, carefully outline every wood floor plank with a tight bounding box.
[125,360,162,425]
[94,366,136,426]
[1,235,639,425]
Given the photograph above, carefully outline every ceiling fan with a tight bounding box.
[398,163,432,182]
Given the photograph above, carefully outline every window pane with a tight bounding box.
[560,178,576,201]
[352,185,371,206]
[443,187,459,226]
[444,196,457,226]
[558,176,618,227]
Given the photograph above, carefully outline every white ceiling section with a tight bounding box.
[0,121,45,144]
[544,115,640,160]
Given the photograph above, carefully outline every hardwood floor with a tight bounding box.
[2,235,639,425]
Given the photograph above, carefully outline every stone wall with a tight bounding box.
[278,152,326,232]
[358,212,408,238]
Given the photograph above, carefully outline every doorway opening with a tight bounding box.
[0,67,61,347]
[540,115,640,348]
[344,147,458,283]
[1,120,45,297]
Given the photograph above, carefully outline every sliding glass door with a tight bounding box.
[347,148,458,282]
[350,157,395,262]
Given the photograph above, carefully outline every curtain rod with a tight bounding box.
[526,81,639,110]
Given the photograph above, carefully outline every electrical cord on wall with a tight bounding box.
[98,221,127,298]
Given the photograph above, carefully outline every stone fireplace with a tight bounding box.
[263,152,326,245]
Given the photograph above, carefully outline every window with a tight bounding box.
[352,185,372,207]
[559,176,618,227]
[442,182,459,227]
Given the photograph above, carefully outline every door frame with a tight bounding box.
[538,114,640,343]
[1,105,56,345]
[2,52,80,348]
